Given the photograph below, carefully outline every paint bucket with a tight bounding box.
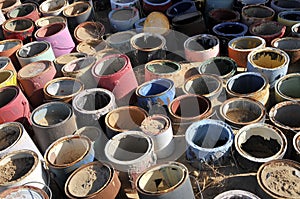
[64,161,121,199]
[275,73,300,102]
[249,21,286,44]
[72,88,117,131]
[166,1,197,20]
[44,135,95,190]
[130,32,166,66]
[0,58,16,77]
[228,36,266,68]
[219,97,266,130]
[35,16,67,28]
[2,17,35,43]
[141,114,174,159]
[39,0,68,16]
[241,4,275,26]
[54,52,86,77]
[247,47,290,88]
[185,119,234,165]
[16,41,56,68]
[136,162,194,199]
[214,190,261,199]
[74,126,108,161]
[136,78,175,113]
[105,106,148,138]
[104,131,156,188]
[43,77,84,103]
[197,56,237,80]
[257,159,300,199]
[62,1,93,32]
[35,22,75,57]
[278,10,300,31]
[104,30,136,53]
[7,3,40,21]
[74,21,105,43]
[108,7,140,32]
[0,70,17,88]
[61,56,97,89]
[92,54,138,103]
[208,8,240,28]
[142,0,171,14]
[76,39,107,56]
[212,22,248,55]
[205,0,234,14]
[184,34,220,62]
[293,132,300,162]
[172,11,207,37]
[271,37,300,64]
[183,74,223,106]
[271,0,300,13]
[0,39,22,71]
[0,0,21,14]
[0,122,43,160]
[0,185,50,199]
[110,0,139,9]
[0,150,48,192]
[145,60,184,89]
[0,86,31,128]
[226,72,269,106]
[18,60,56,107]
[168,94,212,135]
[234,123,287,171]
[30,101,77,153]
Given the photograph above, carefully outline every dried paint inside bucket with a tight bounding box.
[186,35,218,51]
[230,37,263,50]
[277,75,300,99]
[0,58,10,69]
[47,136,90,167]
[0,124,21,151]
[94,57,125,76]
[36,23,64,37]
[9,4,35,17]
[45,78,83,97]
[111,9,136,21]
[137,164,185,193]
[63,3,90,16]
[227,74,265,94]
[63,57,96,73]
[32,103,72,126]
[0,151,36,185]
[141,116,168,135]
[252,51,285,69]
[18,42,48,58]
[0,87,17,108]
[214,23,246,35]
[66,163,111,197]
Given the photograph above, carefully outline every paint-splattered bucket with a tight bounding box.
[226,72,270,106]
[62,56,97,89]
[0,70,17,88]
[39,0,68,16]
[72,88,117,131]
[43,77,84,103]
[7,3,40,21]
[74,21,105,43]
[110,0,139,9]
[104,131,156,188]
[136,78,175,113]
[185,119,234,166]
[76,39,107,56]
[64,161,121,199]
[35,16,67,28]
[30,101,77,153]
[0,122,43,160]
[247,47,290,87]
[17,60,56,107]
[274,73,300,102]
[241,4,275,26]
[168,94,212,134]
[44,135,95,190]
[234,123,287,171]
[0,150,49,192]
[105,106,148,138]
[136,162,195,199]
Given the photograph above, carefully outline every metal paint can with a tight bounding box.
[44,135,94,190]
[54,52,86,77]
[166,1,197,20]
[39,0,68,16]
[7,3,40,21]
[0,0,21,15]
[141,114,174,159]
[0,57,17,75]
[16,41,55,68]
[76,39,107,56]
[136,162,195,199]
[0,39,22,71]
[142,0,172,15]
[0,70,17,88]
[35,22,75,57]
[110,0,139,9]
[72,88,117,132]
[17,60,56,107]
[275,73,300,102]
[247,47,290,87]
[0,185,50,199]
[62,56,97,89]
[35,16,67,28]
[271,37,300,64]
[30,101,77,153]
[74,21,105,43]
[108,7,140,32]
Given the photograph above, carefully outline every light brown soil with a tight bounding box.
[0,157,34,184]
[0,126,19,151]
[261,162,300,198]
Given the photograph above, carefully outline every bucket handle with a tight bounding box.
[23,181,53,199]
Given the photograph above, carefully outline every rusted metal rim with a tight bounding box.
[2,17,34,33]
[17,60,53,79]
[249,21,286,38]
[228,36,266,52]
[271,37,300,52]
[62,1,91,17]
[184,34,219,52]
[130,32,166,52]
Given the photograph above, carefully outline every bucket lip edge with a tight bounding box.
[2,17,34,33]
[35,16,67,28]
[7,2,37,18]
[271,37,300,52]
[0,85,20,109]
[16,40,51,59]
[62,1,92,17]
[0,184,49,198]
[145,59,181,75]
[130,32,166,52]
[275,73,300,101]
[39,0,67,14]
[136,78,174,98]
[61,56,96,74]
[228,35,266,52]
[17,60,53,79]
[0,122,23,153]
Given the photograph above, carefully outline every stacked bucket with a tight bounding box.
[0,0,300,198]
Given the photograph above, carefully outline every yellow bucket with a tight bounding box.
[0,70,17,88]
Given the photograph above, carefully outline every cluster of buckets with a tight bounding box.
[1,0,300,198]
